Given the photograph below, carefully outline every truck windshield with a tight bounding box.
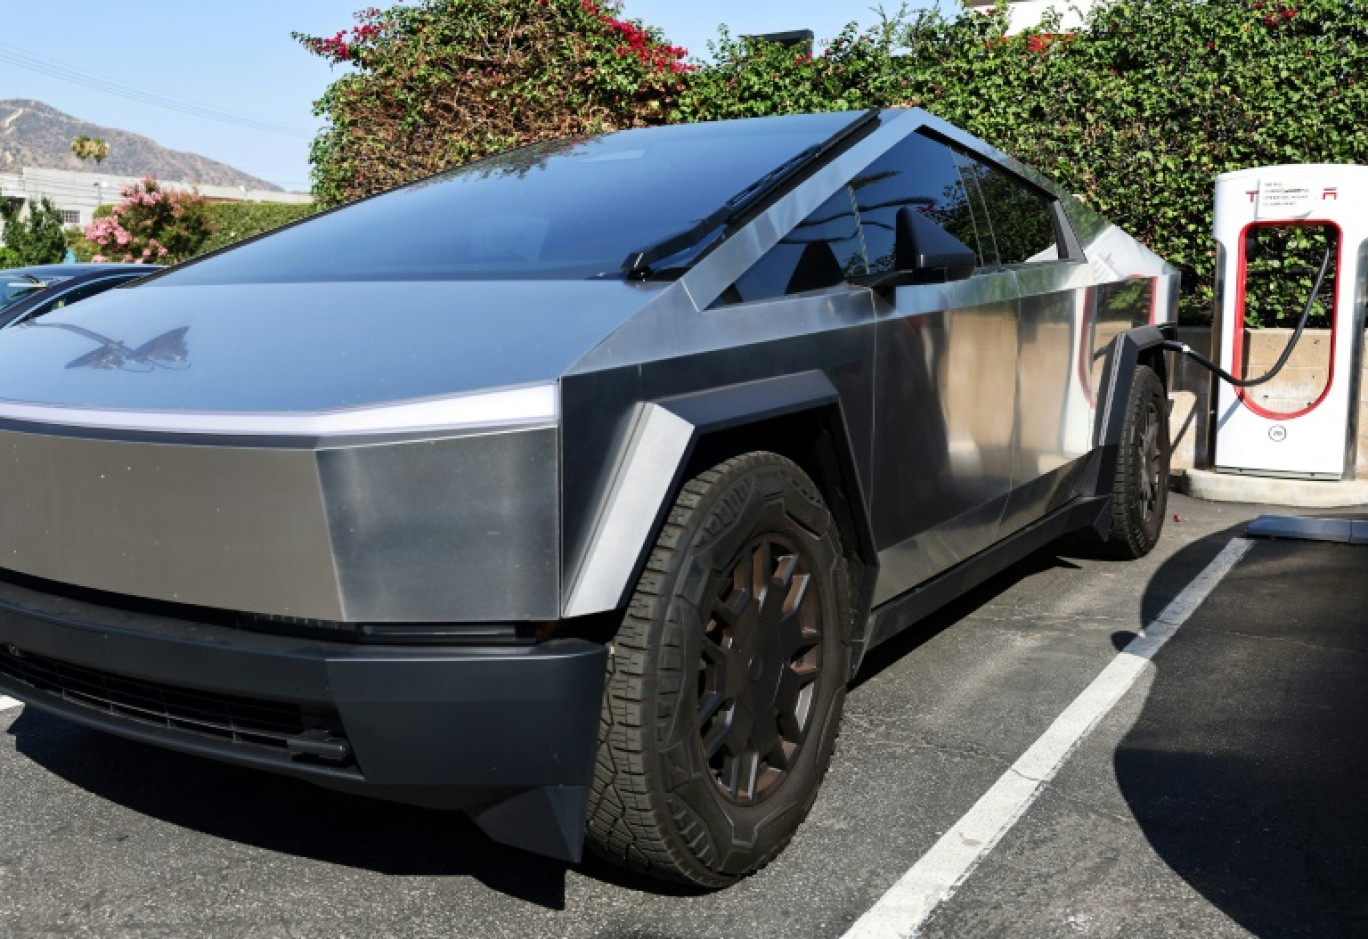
[157,112,867,285]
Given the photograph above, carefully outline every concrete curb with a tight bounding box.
[1179,468,1368,508]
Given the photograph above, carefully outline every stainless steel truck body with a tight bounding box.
[0,109,1175,885]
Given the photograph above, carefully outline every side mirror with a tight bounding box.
[894,207,977,283]
[853,207,977,289]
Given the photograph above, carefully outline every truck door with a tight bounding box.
[858,131,1022,605]
[936,152,1096,536]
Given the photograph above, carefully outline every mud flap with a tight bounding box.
[469,784,592,863]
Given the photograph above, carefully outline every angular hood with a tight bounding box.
[0,279,666,413]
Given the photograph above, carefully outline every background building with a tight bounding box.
[0,166,310,231]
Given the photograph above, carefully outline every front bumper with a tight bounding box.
[0,576,606,862]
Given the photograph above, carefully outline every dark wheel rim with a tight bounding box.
[1140,397,1163,523]
[697,534,823,804]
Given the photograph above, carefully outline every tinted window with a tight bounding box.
[951,151,1058,265]
[0,277,43,309]
[27,277,129,317]
[154,113,869,286]
[853,132,992,275]
[718,186,866,305]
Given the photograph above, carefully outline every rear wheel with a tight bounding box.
[587,452,851,887]
[1100,364,1170,559]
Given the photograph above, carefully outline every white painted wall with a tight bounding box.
[0,166,310,231]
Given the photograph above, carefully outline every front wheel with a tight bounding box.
[586,452,852,887]
[1100,363,1170,559]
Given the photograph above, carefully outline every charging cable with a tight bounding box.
[1161,245,1333,387]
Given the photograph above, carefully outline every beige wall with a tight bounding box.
[1166,327,1368,478]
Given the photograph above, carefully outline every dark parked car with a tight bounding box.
[0,110,1174,886]
[0,263,158,327]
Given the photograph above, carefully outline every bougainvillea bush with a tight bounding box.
[295,0,690,206]
[302,0,1368,324]
[84,177,216,264]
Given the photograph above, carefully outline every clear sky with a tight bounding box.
[0,2,932,195]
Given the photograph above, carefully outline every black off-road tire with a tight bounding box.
[586,452,852,888]
[1099,364,1170,559]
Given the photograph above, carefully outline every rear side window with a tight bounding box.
[950,150,1059,265]
[853,132,993,274]
[853,131,1061,271]
[716,125,1066,307]
[716,186,866,305]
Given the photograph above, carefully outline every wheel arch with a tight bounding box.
[561,371,879,669]
[1080,323,1173,534]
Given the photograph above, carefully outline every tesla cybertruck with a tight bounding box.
[0,109,1175,887]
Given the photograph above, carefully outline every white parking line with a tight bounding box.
[843,536,1254,939]
[0,695,21,712]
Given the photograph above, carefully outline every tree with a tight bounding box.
[0,198,68,266]
[84,177,216,264]
[71,135,110,163]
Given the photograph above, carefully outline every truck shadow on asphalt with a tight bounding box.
[18,522,1361,923]
[7,706,580,909]
[4,548,1082,908]
[848,550,1078,690]
[7,705,734,906]
[1116,525,1368,936]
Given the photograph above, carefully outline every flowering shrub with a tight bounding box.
[589,1,691,74]
[296,0,690,206]
[299,6,386,66]
[83,177,215,265]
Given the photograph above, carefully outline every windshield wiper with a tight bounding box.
[621,109,882,279]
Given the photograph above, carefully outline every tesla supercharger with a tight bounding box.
[1212,164,1368,479]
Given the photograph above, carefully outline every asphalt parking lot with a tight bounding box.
[2,491,1365,938]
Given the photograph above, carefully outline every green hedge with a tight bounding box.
[301,0,1368,325]
[199,202,318,254]
[676,0,1368,325]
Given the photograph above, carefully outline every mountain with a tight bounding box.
[0,99,282,192]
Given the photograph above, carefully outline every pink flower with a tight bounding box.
[84,216,126,243]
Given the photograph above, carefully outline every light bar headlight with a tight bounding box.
[0,382,559,437]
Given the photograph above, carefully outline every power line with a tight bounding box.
[0,42,308,137]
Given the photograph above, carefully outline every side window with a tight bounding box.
[853,132,992,274]
[950,150,1059,265]
[717,186,866,306]
[22,279,120,320]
